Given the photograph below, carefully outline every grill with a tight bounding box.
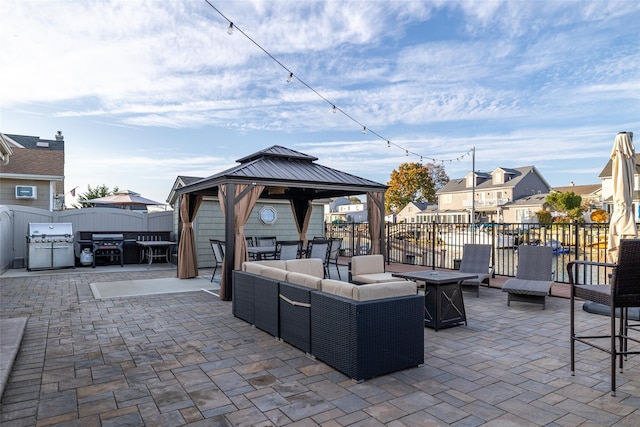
[27,223,75,270]
[91,234,124,268]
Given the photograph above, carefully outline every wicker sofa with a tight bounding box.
[232,259,424,381]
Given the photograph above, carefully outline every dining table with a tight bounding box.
[136,241,177,268]
[392,270,478,331]
[247,245,276,260]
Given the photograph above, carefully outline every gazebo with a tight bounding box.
[175,145,388,300]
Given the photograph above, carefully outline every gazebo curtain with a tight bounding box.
[367,191,384,255]
[177,193,203,279]
[290,198,313,242]
[218,183,265,300]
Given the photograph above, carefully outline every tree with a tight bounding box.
[72,184,118,209]
[347,196,361,203]
[545,191,584,222]
[385,162,449,213]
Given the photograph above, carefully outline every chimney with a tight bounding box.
[55,131,64,141]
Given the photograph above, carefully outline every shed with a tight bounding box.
[175,145,388,300]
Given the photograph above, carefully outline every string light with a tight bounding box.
[204,0,471,164]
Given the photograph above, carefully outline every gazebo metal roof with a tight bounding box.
[177,145,387,199]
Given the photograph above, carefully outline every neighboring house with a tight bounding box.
[436,166,551,223]
[551,183,602,210]
[598,153,640,222]
[325,197,368,223]
[414,204,441,223]
[396,201,430,224]
[0,132,66,211]
[500,193,550,223]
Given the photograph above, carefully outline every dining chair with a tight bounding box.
[245,236,256,260]
[209,239,225,282]
[306,239,330,278]
[326,237,343,279]
[275,240,302,261]
[567,238,640,396]
[255,236,277,259]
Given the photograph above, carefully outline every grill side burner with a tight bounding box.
[91,234,124,268]
[27,223,75,270]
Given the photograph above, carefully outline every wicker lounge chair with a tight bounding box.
[502,245,553,309]
[567,238,640,396]
[459,244,492,297]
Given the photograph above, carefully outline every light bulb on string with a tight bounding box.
[205,4,473,167]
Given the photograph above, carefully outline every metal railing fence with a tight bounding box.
[324,221,636,285]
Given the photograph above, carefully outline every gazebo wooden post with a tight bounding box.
[223,182,235,301]
[378,191,386,258]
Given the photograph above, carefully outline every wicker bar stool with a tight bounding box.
[567,238,640,396]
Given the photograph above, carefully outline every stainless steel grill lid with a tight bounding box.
[28,223,73,237]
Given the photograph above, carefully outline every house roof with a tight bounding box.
[504,193,549,207]
[2,133,65,151]
[176,145,387,200]
[598,154,640,178]
[551,184,601,196]
[438,166,549,194]
[0,133,64,177]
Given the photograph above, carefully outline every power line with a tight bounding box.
[203,0,472,164]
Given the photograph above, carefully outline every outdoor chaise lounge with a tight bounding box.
[458,244,492,297]
[502,245,553,309]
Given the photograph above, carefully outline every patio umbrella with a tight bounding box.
[89,190,164,209]
[607,132,637,263]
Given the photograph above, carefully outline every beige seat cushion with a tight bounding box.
[285,272,322,290]
[286,259,324,278]
[253,260,287,270]
[351,272,397,284]
[243,262,263,274]
[259,266,289,281]
[321,279,417,301]
[351,254,384,276]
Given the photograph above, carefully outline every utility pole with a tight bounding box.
[471,146,476,242]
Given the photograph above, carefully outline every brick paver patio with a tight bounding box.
[1,265,639,426]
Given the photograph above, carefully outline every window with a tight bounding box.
[259,206,277,225]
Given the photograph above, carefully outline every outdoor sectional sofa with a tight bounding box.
[232,259,425,381]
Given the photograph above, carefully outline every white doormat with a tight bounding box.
[90,276,219,299]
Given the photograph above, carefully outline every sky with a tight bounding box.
[1,0,639,208]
